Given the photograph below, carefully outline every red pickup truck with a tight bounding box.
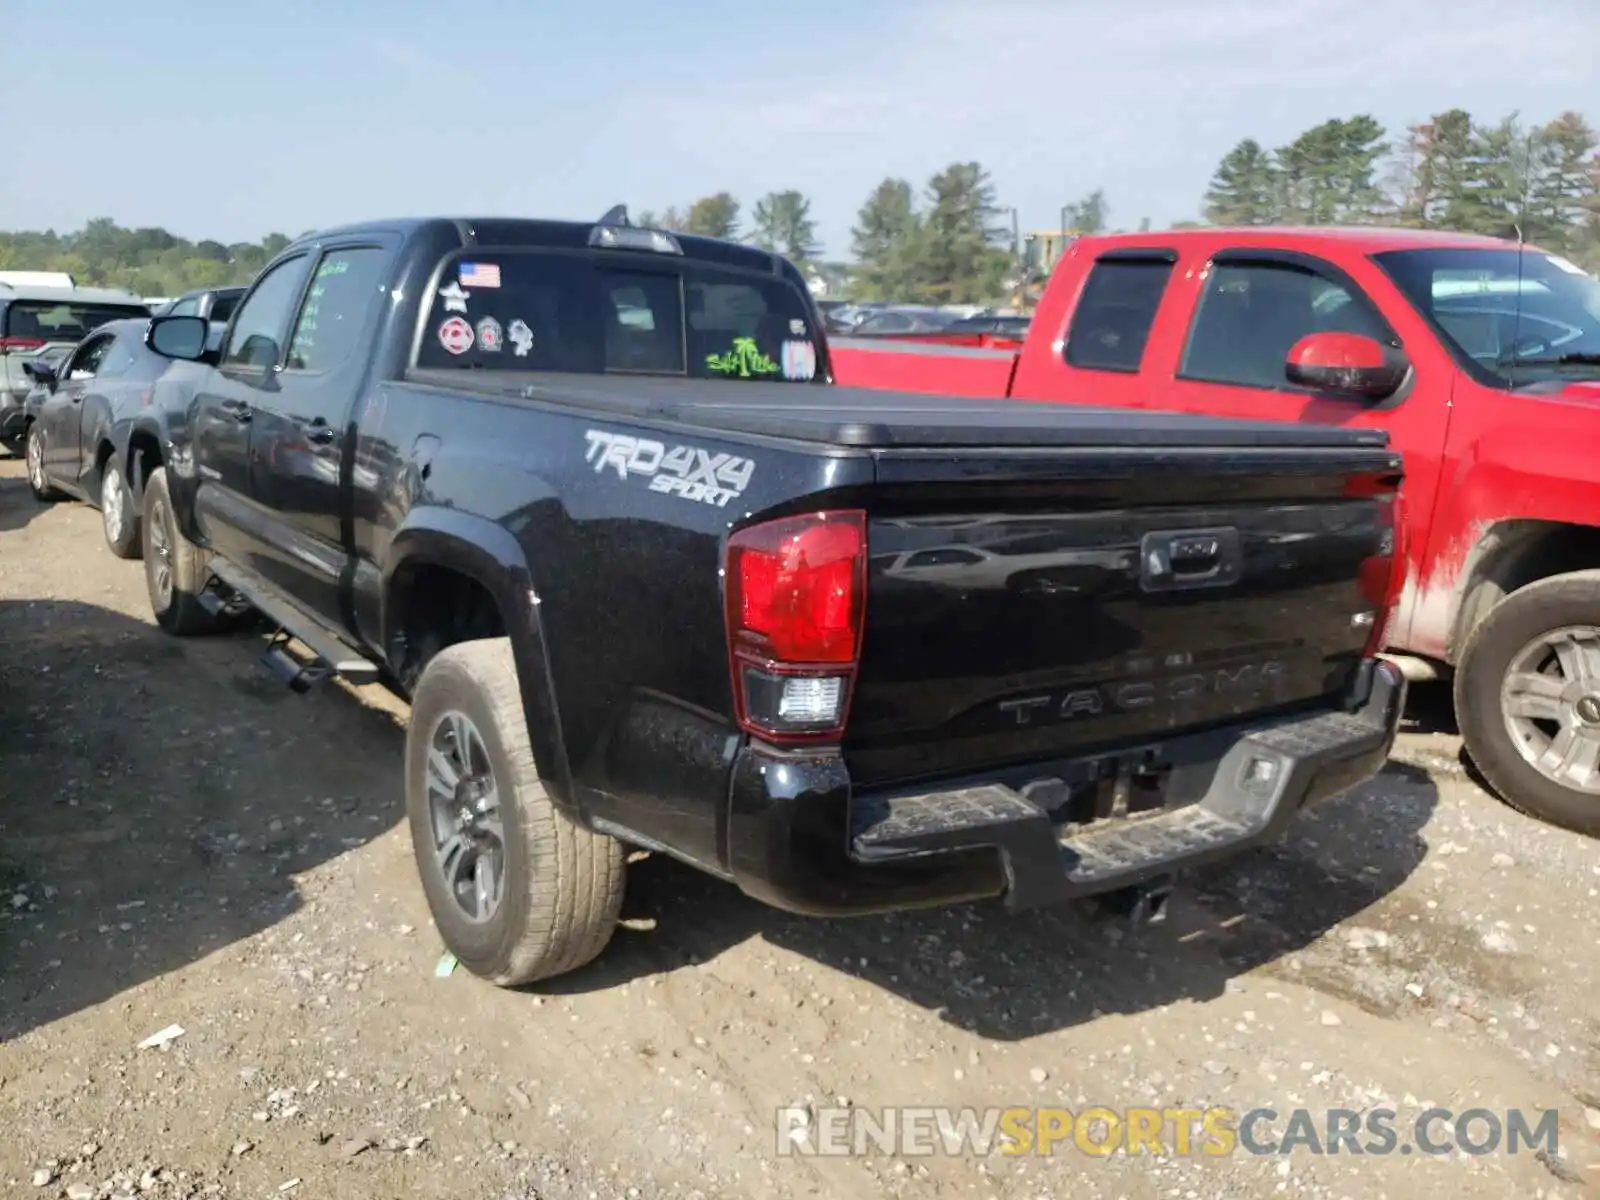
[833,226,1600,838]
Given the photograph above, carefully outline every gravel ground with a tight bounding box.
[2,456,1598,1200]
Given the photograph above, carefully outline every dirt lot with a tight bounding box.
[2,457,1599,1200]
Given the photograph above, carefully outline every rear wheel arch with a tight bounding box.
[125,427,165,507]
[384,514,575,814]
[1447,519,1600,664]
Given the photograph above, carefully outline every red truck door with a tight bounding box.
[1146,246,1455,644]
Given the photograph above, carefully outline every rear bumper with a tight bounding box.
[725,658,1405,916]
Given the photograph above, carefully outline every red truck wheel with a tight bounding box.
[1455,569,1600,838]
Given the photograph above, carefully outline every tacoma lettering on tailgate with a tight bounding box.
[583,429,756,508]
[999,661,1288,725]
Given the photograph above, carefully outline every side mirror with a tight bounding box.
[22,358,58,387]
[146,314,210,362]
[1286,332,1410,401]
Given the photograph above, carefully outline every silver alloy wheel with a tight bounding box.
[147,496,173,607]
[424,710,506,923]
[26,426,44,492]
[103,461,127,543]
[1500,623,1600,793]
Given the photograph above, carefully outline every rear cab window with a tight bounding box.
[1063,255,1176,372]
[413,250,823,384]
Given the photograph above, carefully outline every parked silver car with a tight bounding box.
[0,276,149,453]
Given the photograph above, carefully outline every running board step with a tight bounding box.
[261,630,331,693]
[204,558,380,686]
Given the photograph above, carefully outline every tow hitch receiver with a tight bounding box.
[1085,874,1175,926]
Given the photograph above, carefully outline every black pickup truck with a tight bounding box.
[135,212,1408,986]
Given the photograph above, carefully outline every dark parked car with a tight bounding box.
[132,211,1406,988]
[150,285,246,322]
[947,313,1031,338]
[21,318,216,557]
[851,306,963,335]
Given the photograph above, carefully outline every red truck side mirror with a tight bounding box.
[1285,332,1409,401]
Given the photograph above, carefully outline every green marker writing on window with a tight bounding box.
[706,337,778,378]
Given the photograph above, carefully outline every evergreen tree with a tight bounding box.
[1202,139,1279,225]
[750,190,821,263]
[918,162,1011,305]
[850,178,925,300]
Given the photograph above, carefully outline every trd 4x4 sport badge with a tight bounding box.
[583,428,756,508]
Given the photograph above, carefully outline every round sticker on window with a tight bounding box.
[477,316,504,352]
[438,316,474,356]
[780,340,816,381]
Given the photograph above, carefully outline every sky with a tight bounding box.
[1,0,1596,258]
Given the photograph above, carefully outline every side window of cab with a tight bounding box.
[1179,257,1396,392]
[1062,256,1177,372]
[223,256,313,372]
[283,247,392,374]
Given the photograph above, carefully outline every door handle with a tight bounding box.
[305,419,335,445]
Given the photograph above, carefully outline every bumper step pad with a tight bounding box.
[849,671,1402,911]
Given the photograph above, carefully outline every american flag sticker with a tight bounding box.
[459,261,502,289]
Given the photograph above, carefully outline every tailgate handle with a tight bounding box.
[1139,526,1242,592]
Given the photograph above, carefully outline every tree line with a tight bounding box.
[641,165,1026,305]
[644,170,1128,304]
[2,109,1593,306]
[0,218,294,298]
[1203,109,1600,265]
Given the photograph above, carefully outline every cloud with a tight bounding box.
[632,0,1598,242]
[756,0,1592,138]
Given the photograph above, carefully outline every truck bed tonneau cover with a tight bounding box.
[405,371,1393,452]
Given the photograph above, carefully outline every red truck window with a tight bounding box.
[1063,258,1175,373]
[1181,259,1394,391]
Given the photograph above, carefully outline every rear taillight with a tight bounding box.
[1356,488,1407,657]
[724,510,867,744]
[0,337,46,354]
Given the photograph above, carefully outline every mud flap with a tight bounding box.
[129,447,146,511]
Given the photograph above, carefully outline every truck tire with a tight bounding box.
[99,457,142,560]
[141,466,217,635]
[26,422,63,501]
[406,638,625,985]
[1455,569,1600,838]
